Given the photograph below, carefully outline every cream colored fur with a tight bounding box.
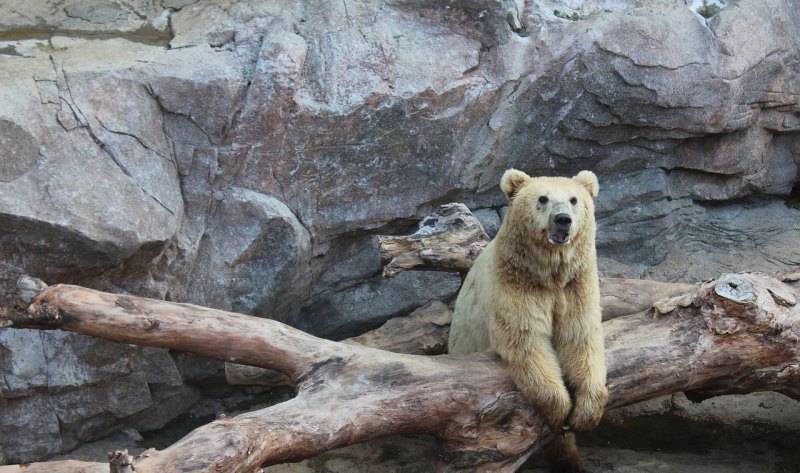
[449,169,607,473]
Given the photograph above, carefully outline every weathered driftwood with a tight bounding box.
[599,277,695,319]
[1,268,799,473]
[225,300,452,386]
[0,281,544,473]
[379,203,490,278]
[0,450,156,473]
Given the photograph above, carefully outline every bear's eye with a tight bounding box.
[570,197,578,205]
[538,196,549,205]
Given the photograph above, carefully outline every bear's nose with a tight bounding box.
[554,214,572,230]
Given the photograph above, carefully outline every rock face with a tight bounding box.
[1,0,799,463]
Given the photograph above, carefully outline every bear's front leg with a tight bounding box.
[567,372,607,431]
[492,295,573,431]
[555,274,608,431]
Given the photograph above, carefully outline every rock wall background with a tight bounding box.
[1,0,799,464]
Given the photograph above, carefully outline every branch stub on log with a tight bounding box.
[715,274,756,303]
[379,203,489,277]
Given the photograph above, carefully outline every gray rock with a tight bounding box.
[0,329,47,398]
[0,1,169,44]
[644,198,800,282]
[48,428,143,463]
[0,39,184,303]
[185,186,311,318]
[286,233,461,338]
[0,329,196,463]
[0,394,63,463]
[571,448,778,473]
[42,332,139,391]
[0,366,155,463]
[128,384,201,432]
[170,352,226,385]
[64,1,131,25]
[472,208,502,238]
[0,119,38,182]
[140,347,183,388]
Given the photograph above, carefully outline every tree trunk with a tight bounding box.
[1,268,799,472]
[224,276,693,387]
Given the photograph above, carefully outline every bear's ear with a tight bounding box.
[500,169,531,203]
[573,170,599,198]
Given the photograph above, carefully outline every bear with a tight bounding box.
[448,169,608,473]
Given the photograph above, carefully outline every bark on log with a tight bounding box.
[1,269,799,473]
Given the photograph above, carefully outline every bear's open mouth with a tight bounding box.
[548,230,571,245]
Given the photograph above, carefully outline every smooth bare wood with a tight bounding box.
[224,278,694,386]
[1,283,543,472]
[224,361,291,387]
[605,272,800,407]
[0,449,156,473]
[379,203,489,277]
[1,270,799,473]
[599,278,696,319]
[4,284,336,384]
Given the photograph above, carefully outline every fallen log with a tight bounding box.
[0,279,545,473]
[1,267,799,472]
[223,276,692,387]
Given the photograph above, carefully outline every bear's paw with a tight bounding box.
[567,385,608,431]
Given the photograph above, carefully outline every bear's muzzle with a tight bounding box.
[549,213,572,245]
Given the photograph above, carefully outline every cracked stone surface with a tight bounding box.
[1,0,800,464]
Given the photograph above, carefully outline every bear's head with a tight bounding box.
[500,169,599,247]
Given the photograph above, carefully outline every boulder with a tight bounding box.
[185,186,312,319]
